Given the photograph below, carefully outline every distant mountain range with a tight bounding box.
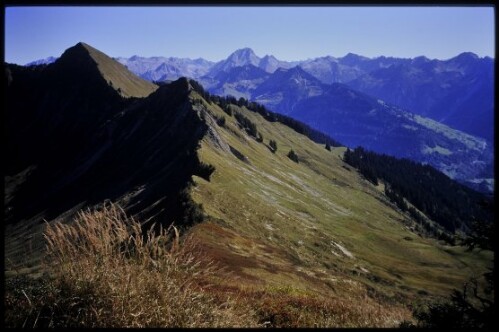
[25,47,494,192]
[346,53,494,141]
[7,44,494,325]
[251,66,492,192]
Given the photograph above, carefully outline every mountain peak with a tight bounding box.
[207,47,261,76]
[226,47,260,64]
[460,51,479,58]
[232,47,257,55]
[59,42,109,64]
[59,42,92,59]
[454,52,479,61]
[445,52,481,69]
[260,54,279,62]
[75,41,92,49]
[340,52,369,65]
[56,42,157,98]
[66,42,102,57]
[258,54,290,73]
[411,55,430,65]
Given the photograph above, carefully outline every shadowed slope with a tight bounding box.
[5,43,493,327]
[69,42,158,98]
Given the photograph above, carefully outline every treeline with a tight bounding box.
[385,187,455,244]
[343,147,493,233]
[188,79,341,148]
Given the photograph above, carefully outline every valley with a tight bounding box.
[5,42,494,328]
[114,48,495,192]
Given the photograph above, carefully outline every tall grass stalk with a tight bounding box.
[39,202,255,327]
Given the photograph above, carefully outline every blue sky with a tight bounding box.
[4,6,495,65]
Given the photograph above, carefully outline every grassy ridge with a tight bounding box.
[187,90,492,308]
[4,79,492,327]
[78,42,158,98]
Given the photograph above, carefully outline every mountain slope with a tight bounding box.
[252,66,325,112]
[185,89,492,308]
[6,57,212,276]
[6,42,158,179]
[24,48,494,192]
[251,78,493,191]
[25,56,57,66]
[213,64,269,83]
[205,64,270,99]
[206,48,302,78]
[298,54,409,84]
[346,53,495,141]
[28,50,493,142]
[6,43,493,327]
[259,54,297,73]
[116,55,215,82]
[68,42,158,98]
[4,43,211,234]
[206,48,261,77]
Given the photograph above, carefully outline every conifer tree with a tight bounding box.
[269,139,278,153]
[287,149,299,163]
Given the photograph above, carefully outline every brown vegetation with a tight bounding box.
[4,203,414,327]
[5,203,256,327]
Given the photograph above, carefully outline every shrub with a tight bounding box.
[216,116,226,127]
[179,187,206,225]
[287,149,299,163]
[234,112,259,138]
[222,105,233,116]
[412,281,494,329]
[256,132,263,143]
[269,140,277,153]
[197,161,216,181]
[229,145,248,163]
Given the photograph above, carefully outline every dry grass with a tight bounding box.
[253,290,410,328]
[204,283,411,328]
[5,203,256,328]
[180,222,414,327]
[5,202,414,328]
